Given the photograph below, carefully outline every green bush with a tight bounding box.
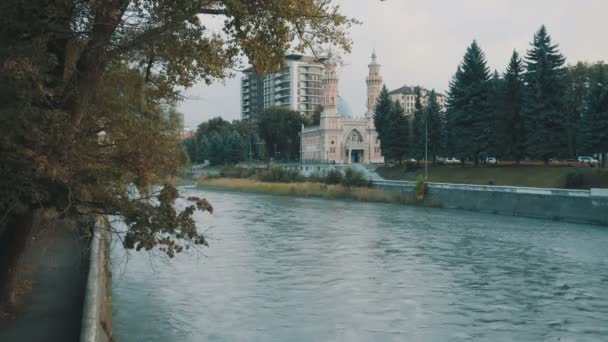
[405,161,419,172]
[219,166,256,179]
[341,168,370,188]
[259,166,303,183]
[565,172,584,189]
[324,169,344,185]
[416,174,427,200]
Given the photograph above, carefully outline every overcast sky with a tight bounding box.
[179,0,608,128]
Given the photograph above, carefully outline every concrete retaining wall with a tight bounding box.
[372,180,608,226]
[80,218,112,342]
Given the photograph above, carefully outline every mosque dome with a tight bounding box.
[338,96,352,118]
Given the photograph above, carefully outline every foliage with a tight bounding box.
[381,100,410,162]
[412,87,425,159]
[259,167,303,183]
[219,166,256,179]
[425,90,443,162]
[341,168,371,188]
[495,50,526,161]
[565,172,584,189]
[0,0,358,258]
[415,175,426,200]
[373,85,393,154]
[257,107,305,160]
[446,40,492,164]
[578,63,608,163]
[523,25,569,161]
[324,169,344,185]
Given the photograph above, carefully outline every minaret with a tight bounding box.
[321,59,339,118]
[365,50,383,118]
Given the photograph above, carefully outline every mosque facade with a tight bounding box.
[301,52,384,164]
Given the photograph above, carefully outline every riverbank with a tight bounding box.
[197,178,431,206]
[377,165,608,189]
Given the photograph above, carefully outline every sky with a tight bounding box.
[179,0,608,128]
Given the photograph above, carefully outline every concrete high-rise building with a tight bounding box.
[240,54,326,120]
[240,67,264,120]
[389,86,446,117]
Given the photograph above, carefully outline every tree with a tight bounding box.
[523,25,568,161]
[446,41,492,164]
[257,107,304,160]
[0,0,359,309]
[224,130,245,164]
[373,85,393,148]
[382,101,409,162]
[495,50,526,161]
[196,117,232,139]
[426,90,443,163]
[579,63,608,166]
[412,87,425,160]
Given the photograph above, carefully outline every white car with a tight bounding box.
[577,156,599,165]
[445,157,461,165]
[486,157,498,164]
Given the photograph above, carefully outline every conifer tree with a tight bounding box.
[383,100,410,162]
[523,25,568,161]
[373,85,394,153]
[426,90,443,163]
[445,41,492,164]
[412,87,425,159]
[495,51,526,161]
[486,70,502,157]
[580,63,608,166]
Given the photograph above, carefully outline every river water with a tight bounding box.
[112,188,608,341]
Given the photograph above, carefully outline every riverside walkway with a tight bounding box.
[0,221,88,342]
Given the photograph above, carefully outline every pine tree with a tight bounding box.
[446,41,492,164]
[523,25,568,161]
[373,85,394,156]
[486,70,502,157]
[412,86,425,159]
[580,63,608,166]
[495,50,526,161]
[426,90,443,163]
[383,100,410,162]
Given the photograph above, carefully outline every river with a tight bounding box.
[112,188,608,341]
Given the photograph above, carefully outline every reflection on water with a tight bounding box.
[112,189,608,341]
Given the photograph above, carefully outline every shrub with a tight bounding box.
[259,166,303,183]
[341,168,370,188]
[404,161,419,172]
[565,172,584,189]
[219,166,256,179]
[415,175,427,200]
[324,169,344,185]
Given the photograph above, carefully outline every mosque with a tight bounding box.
[301,52,384,164]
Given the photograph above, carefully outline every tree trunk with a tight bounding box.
[0,212,34,313]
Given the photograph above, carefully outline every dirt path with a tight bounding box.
[0,220,89,342]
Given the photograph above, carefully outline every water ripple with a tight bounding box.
[113,189,608,341]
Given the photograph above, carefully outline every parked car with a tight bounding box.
[445,157,461,165]
[486,157,498,164]
[577,156,599,165]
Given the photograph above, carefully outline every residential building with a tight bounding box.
[240,54,326,120]
[389,85,446,116]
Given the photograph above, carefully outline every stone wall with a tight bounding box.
[80,218,112,342]
[372,180,608,226]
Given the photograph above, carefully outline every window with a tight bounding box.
[347,130,364,144]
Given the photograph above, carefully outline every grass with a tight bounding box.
[376,164,608,189]
[196,177,434,206]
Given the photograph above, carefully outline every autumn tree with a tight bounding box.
[0,0,358,311]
